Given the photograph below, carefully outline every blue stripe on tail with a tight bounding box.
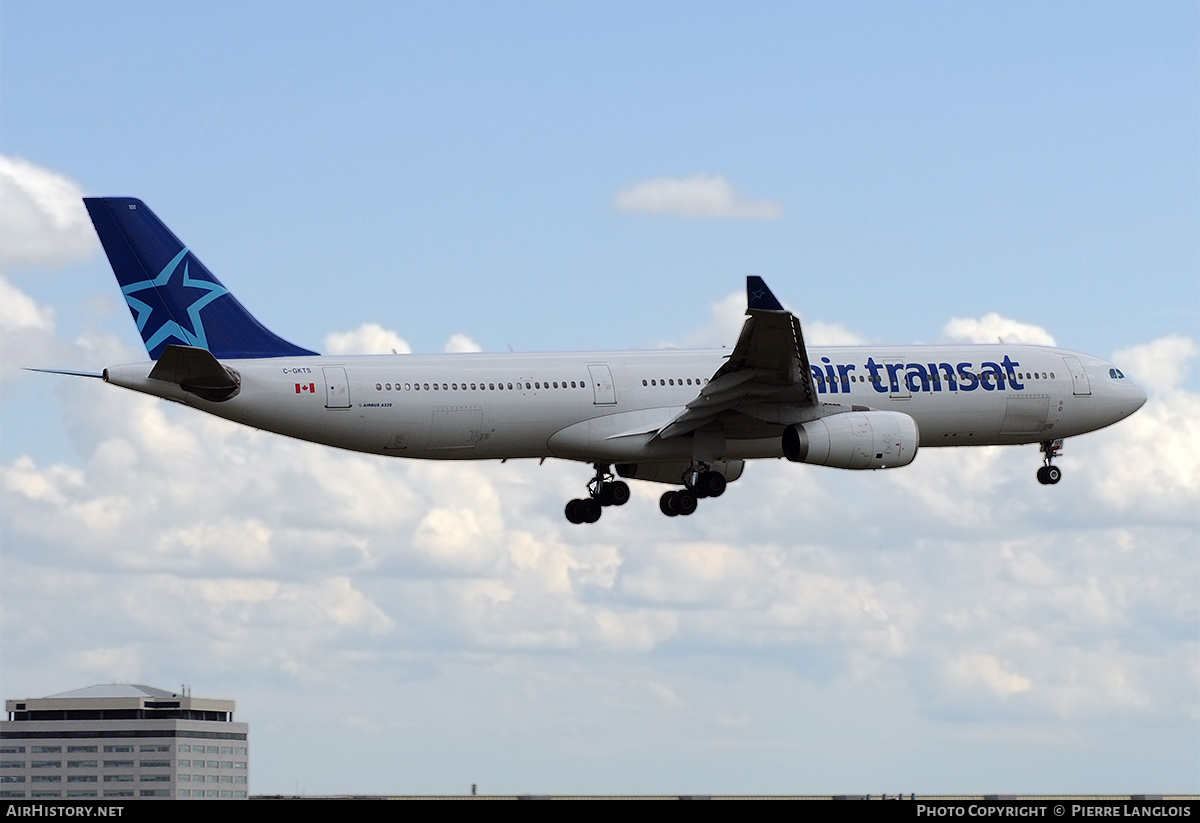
[84,198,318,360]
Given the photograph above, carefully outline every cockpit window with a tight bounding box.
[1109,368,1126,379]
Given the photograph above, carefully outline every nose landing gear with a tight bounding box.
[564,463,630,524]
[1037,439,1063,485]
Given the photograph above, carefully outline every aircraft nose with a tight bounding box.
[1128,380,1148,414]
[1110,374,1147,422]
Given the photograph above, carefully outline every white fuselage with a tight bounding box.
[102,344,1146,466]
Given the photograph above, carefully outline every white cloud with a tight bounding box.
[943,313,1057,346]
[324,323,412,355]
[1084,337,1200,513]
[614,175,783,219]
[677,291,745,348]
[443,333,482,353]
[0,275,55,332]
[677,290,867,349]
[2,301,1196,791]
[1113,334,1198,395]
[0,275,71,387]
[806,320,868,347]
[0,155,96,270]
[947,653,1032,697]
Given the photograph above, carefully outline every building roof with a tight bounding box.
[44,684,183,700]
[5,684,235,715]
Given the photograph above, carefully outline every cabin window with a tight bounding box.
[376,383,382,390]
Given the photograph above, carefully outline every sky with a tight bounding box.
[1,1,1197,796]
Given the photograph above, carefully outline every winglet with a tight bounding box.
[746,276,785,312]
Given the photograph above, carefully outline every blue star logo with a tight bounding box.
[751,288,767,302]
[121,248,229,353]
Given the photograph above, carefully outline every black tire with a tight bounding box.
[565,499,583,523]
[608,481,631,506]
[676,490,697,516]
[580,498,602,523]
[660,491,680,516]
[1046,465,1062,484]
[698,471,726,498]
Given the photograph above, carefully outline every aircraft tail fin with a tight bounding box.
[83,197,318,360]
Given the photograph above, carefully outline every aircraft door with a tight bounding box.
[883,358,910,399]
[1063,356,1091,397]
[323,366,351,408]
[587,364,617,405]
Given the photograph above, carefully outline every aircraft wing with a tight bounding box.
[655,276,820,441]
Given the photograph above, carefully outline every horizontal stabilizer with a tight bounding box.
[24,368,104,379]
[148,345,240,401]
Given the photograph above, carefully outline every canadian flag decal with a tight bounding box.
[295,382,316,394]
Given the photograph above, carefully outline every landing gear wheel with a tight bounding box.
[565,499,583,523]
[696,471,726,498]
[611,481,631,505]
[660,491,680,517]
[675,490,697,515]
[565,498,602,523]
[579,498,602,523]
[598,480,630,507]
[1037,440,1064,486]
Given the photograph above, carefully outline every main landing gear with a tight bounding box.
[1037,439,1063,485]
[565,463,631,524]
[659,469,727,517]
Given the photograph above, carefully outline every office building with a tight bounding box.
[0,684,248,799]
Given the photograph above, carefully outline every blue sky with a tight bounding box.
[1,1,1197,795]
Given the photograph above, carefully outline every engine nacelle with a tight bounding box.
[782,411,918,469]
[615,459,745,486]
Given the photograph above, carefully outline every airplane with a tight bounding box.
[36,197,1147,524]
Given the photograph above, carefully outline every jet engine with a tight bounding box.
[782,411,918,469]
